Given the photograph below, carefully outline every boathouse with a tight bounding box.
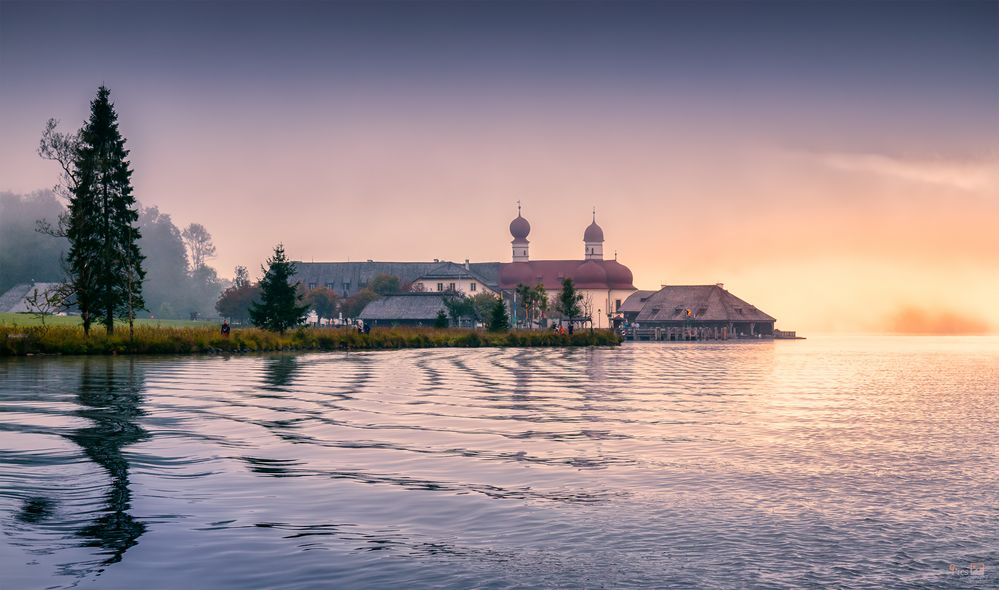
[620,284,775,340]
[358,292,453,327]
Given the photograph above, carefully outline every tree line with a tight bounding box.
[1,190,223,321]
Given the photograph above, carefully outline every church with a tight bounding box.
[498,205,636,329]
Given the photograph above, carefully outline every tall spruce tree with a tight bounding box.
[67,86,145,335]
[555,278,582,327]
[249,244,308,333]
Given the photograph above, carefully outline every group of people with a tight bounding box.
[552,323,574,335]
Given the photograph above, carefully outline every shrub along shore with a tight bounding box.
[0,324,621,356]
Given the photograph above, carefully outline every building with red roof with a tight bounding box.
[498,206,637,328]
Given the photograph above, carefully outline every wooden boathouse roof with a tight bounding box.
[632,285,776,323]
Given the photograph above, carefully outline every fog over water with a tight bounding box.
[1,336,996,588]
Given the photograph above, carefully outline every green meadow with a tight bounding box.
[0,312,215,329]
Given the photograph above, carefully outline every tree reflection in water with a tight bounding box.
[263,355,298,390]
[65,357,149,566]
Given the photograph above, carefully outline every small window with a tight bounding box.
[615,299,621,311]
[437,283,444,292]
[325,282,334,290]
[470,282,477,292]
[449,282,456,291]
[308,282,316,290]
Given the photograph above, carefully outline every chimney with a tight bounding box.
[464,258,470,270]
[716,283,725,289]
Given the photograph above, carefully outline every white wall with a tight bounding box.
[540,287,637,329]
[413,278,495,296]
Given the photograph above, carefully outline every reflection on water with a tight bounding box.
[262,355,299,391]
[66,358,147,565]
[0,357,147,583]
[0,336,997,589]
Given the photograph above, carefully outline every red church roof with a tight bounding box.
[499,260,635,290]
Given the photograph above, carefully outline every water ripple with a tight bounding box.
[1,336,997,588]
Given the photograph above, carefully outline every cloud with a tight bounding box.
[817,152,998,192]
[885,306,991,335]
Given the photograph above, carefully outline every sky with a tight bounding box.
[1,0,997,333]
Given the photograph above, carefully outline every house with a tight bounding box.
[0,282,66,313]
[410,261,498,295]
[617,290,655,317]
[620,284,776,339]
[358,292,453,327]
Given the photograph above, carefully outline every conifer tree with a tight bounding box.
[249,244,308,333]
[488,296,510,332]
[67,86,145,335]
[555,278,582,327]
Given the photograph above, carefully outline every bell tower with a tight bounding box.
[509,201,531,262]
[583,207,604,260]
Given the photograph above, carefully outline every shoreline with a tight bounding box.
[0,324,622,357]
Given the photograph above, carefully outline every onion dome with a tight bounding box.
[603,259,635,289]
[510,206,531,241]
[574,260,608,287]
[583,212,604,243]
[500,262,535,286]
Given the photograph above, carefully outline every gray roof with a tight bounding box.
[416,262,495,284]
[634,285,776,323]
[618,290,656,313]
[0,283,64,313]
[293,261,500,296]
[358,293,452,321]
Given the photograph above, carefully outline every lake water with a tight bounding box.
[0,336,996,589]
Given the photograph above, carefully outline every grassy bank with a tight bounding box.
[0,324,621,356]
[0,312,215,329]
